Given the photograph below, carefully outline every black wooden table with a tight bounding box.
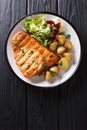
[0,0,87,129]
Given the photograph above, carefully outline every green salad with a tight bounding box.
[24,16,63,47]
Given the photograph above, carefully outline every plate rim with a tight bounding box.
[5,11,82,88]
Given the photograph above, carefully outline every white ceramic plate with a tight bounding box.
[6,13,81,87]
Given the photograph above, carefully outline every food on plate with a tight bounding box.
[11,15,74,80]
[50,66,59,76]
[64,39,73,50]
[59,57,69,69]
[56,35,66,45]
[57,46,65,55]
[45,71,52,81]
[63,52,73,62]
[49,42,58,51]
[11,30,58,78]
[24,16,60,47]
[45,66,59,80]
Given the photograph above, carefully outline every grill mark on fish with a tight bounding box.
[15,39,40,62]
[11,30,59,78]
[17,43,41,66]
[11,31,27,51]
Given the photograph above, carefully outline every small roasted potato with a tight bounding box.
[49,42,58,51]
[57,46,65,55]
[59,57,69,69]
[57,35,66,45]
[63,52,73,62]
[45,71,52,80]
[64,40,73,50]
[50,66,59,76]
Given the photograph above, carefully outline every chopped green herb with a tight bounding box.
[50,70,57,75]
[32,60,34,63]
[42,23,47,29]
[42,57,46,62]
[14,40,18,46]
[57,42,61,47]
[59,61,63,66]
[14,40,21,49]
[42,63,47,67]
[30,50,34,54]
[21,49,25,53]
[49,55,53,58]
[21,49,25,56]
[38,72,43,76]
[59,31,65,35]
[22,33,26,37]
[66,34,71,39]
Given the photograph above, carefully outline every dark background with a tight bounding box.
[0,0,87,129]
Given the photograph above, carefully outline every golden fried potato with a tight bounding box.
[59,57,69,69]
[64,40,73,50]
[57,46,65,55]
[57,35,66,45]
[45,71,52,80]
[63,52,73,62]
[50,66,59,76]
[49,42,58,51]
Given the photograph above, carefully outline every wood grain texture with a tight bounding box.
[27,0,58,14]
[0,0,27,129]
[58,0,87,129]
[27,87,58,130]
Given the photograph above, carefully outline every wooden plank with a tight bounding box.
[58,0,87,129]
[26,87,59,130]
[0,0,27,129]
[27,0,58,13]
[26,0,59,130]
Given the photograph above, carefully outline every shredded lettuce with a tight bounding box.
[24,16,51,46]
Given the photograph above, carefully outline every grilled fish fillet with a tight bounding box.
[11,30,59,77]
